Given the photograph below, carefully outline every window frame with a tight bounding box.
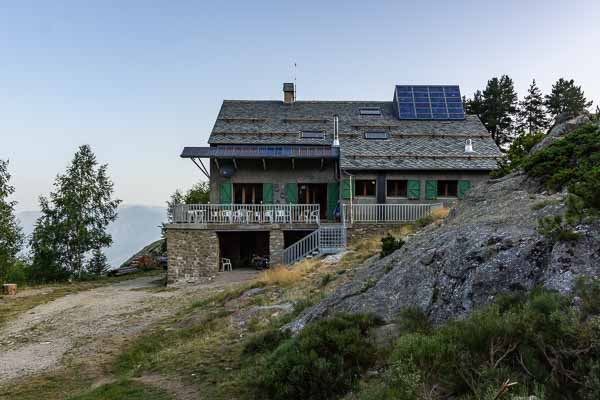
[300,131,325,139]
[386,179,408,198]
[437,180,458,198]
[364,131,390,140]
[359,107,382,116]
[354,179,376,197]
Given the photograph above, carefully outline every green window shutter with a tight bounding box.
[458,180,471,199]
[407,180,421,200]
[219,180,232,204]
[326,182,339,220]
[342,178,355,200]
[262,183,273,204]
[285,183,298,204]
[425,180,438,200]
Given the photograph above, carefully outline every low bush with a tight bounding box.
[380,234,405,258]
[523,123,600,218]
[242,328,290,357]
[356,286,600,400]
[537,215,581,242]
[491,130,545,178]
[247,314,380,400]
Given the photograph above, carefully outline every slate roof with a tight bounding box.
[207,100,501,171]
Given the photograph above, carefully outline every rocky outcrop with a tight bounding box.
[530,114,591,153]
[287,122,600,332]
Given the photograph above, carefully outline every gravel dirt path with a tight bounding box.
[0,270,258,386]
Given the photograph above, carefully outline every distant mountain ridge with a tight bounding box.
[16,205,167,268]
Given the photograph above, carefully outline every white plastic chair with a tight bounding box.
[264,210,274,223]
[221,258,232,272]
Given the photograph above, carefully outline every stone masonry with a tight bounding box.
[166,228,219,284]
[269,230,284,265]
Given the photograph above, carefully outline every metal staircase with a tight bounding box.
[282,224,347,265]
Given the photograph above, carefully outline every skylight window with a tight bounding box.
[364,131,389,140]
[300,131,325,139]
[359,107,382,116]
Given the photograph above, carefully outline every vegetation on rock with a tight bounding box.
[356,282,600,400]
[523,123,600,219]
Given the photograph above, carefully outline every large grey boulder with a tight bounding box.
[286,171,600,333]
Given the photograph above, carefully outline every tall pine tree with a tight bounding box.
[467,75,518,148]
[518,79,549,134]
[545,78,592,117]
[0,160,24,283]
[30,145,121,279]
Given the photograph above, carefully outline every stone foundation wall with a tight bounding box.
[269,230,284,265]
[166,228,219,284]
[346,223,407,243]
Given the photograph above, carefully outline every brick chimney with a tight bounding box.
[283,82,295,104]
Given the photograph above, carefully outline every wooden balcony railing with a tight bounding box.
[170,204,320,225]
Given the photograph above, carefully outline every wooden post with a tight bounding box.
[3,284,17,296]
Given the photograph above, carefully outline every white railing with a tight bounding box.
[319,224,347,253]
[171,204,320,225]
[343,203,443,223]
[282,224,347,265]
[283,229,320,264]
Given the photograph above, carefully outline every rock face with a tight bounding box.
[287,120,600,332]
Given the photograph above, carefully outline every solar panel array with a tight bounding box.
[394,85,465,120]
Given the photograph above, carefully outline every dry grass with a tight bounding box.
[431,206,450,219]
[256,259,321,287]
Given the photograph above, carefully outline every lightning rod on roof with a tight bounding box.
[293,62,297,102]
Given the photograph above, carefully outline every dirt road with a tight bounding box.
[0,271,257,385]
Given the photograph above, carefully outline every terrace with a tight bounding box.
[170,203,442,226]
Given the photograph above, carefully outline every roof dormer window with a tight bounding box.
[359,107,382,116]
[364,131,389,140]
[300,131,325,139]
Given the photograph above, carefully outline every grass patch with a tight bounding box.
[531,198,561,210]
[256,259,321,287]
[67,380,171,400]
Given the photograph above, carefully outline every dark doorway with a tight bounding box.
[233,183,263,204]
[298,183,327,219]
[218,231,269,269]
[283,230,315,248]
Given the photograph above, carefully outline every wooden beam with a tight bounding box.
[291,158,295,169]
[232,158,238,170]
[262,158,267,170]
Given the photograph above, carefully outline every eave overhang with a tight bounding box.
[180,145,340,159]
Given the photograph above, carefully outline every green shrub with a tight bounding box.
[248,314,379,400]
[380,234,405,258]
[4,260,29,285]
[242,329,290,357]
[537,215,581,242]
[319,273,333,287]
[492,130,545,178]
[396,307,432,335]
[355,288,600,399]
[523,124,600,217]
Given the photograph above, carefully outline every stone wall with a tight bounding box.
[166,228,219,284]
[269,230,284,265]
[346,223,407,243]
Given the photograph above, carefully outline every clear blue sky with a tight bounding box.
[2,0,599,211]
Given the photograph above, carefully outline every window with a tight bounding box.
[437,180,458,197]
[300,131,325,139]
[355,180,376,196]
[233,183,263,204]
[364,131,389,140]
[359,107,382,116]
[386,180,408,197]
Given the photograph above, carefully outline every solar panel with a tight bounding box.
[394,85,465,120]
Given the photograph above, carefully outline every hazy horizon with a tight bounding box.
[3,0,599,211]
